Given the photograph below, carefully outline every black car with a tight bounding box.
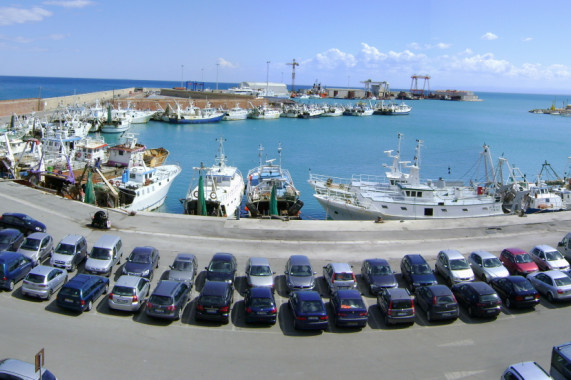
[122,246,160,280]
[400,254,438,292]
[489,275,540,309]
[451,281,502,318]
[205,253,237,286]
[146,280,190,320]
[195,281,234,323]
[0,213,46,235]
[361,258,397,294]
[377,287,416,325]
[0,229,24,251]
[330,289,368,328]
[415,284,459,321]
[244,287,277,324]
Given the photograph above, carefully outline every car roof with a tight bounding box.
[328,262,353,272]
[470,250,495,259]
[66,274,105,288]
[504,275,529,284]
[2,212,28,218]
[554,341,571,361]
[503,248,528,255]
[153,280,183,296]
[336,289,362,299]
[365,258,389,266]
[130,246,155,256]
[211,252,235,261]
[248,257,270,266]
[295,290,322,301]
[0,229,23,237]
[460,281,495,294]
[425,284,453,296]
[533,244,558,252]
[59,234,85,244]
[174,253,196,262]
[115,275,144,287]
[507,361,550,379]
[540,270,568,279]
[439,249,464,259]
[201,281,230,295]
[0,358,50,379]
[25,232,49,240]
[0,251,26,262]
[28,265,60,276]
[384,287,411,299]
[404,254,428,264]
[289,255,311,265]
[249,287,273,298]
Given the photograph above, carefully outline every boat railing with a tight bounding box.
[314,184,359,203]
[309,173,352,187]
[351,174,388,185]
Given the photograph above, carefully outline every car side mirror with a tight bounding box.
[558,241,564,247]
[272,271,276,275]
[323,265,327,269]
[284,271,289,275]
[313,271,317,275]
[205,266,208,270]
[169,265,173,270]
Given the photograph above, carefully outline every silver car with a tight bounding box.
[168,253,198,286]
[284,255,316,293]
[108,275,150,312]
[435,249,475,285]
[323,262,357,293]
[17,232,53,266]
[530,245,570,271]
[245,257,275,290]
[21,265,67,300]
[468,251,510,282]
[528,270,571,302]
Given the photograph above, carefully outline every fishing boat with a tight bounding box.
[343,102,374,116]
[100,105,132,134]
[182,137,245,218]
[320,104,344,117]
[308,135,505,220]
[373,101,412,115]
[245,144,303,218]
[222,104,249,121]
[168,102,224,124]
[247,104,281,120]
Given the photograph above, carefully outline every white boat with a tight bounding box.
[168,101,224,124]
[245,144,303,218]
[73,134,108,167]
[182,137,245,218]
[247,104,281,120]
[320,105,344,117]
[100,118,131,134]
[343,102,374,116]
[106,133,146,167]
[298,104,324,118]
[308,135,505,220]
[374,101,412,115]
[222,104,248,121]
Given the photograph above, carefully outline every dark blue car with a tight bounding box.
[122,246,160,280]
[0,213,46,235]
[244,287,277,324]
[205,253,237,286]
[361,258,398,293]
[56,274,109,312]
[289,290,328,330]
[0,229,25,252]
[0,251,33,291]
[489,275,540,308]
[330,289,368,328]
[400,254,438,292]
[195,281,233,323]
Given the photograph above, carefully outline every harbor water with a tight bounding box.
[2,76,571,220]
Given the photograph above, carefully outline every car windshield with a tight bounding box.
[59,287,80,297]
[412,264,432,275]
[449,259,470,270]
[0,234,13,243]
[436,295,455,304]
[390,299,412,309]
[250,297,274,308]
[25,273,45,284]
[112,285,135,296]
[479,293,499,302]
[483,258,502,268]
[371,264,392,275]
[515,254,533,263]
[249,265,272,276]
[0,267,4,276]
[90,247,112,260]
[201,295,224,305]
[334,272,354,281]
[55,243,75,255]
[340,298,366,309]
[208,260,232,273]
[300,300,324,313]
[512,280,534,292]
[554,276,571,287]
[545,251,564,261]
[20,238,40,250]
[172,260,192,271]
[290,265,312,277]
[149,295,172,306]
[129,253,150,264]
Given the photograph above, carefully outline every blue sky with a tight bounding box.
[2,0,571,94]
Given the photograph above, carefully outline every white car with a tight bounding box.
[528,270,571,302]
[468,251,510,282]
[17,232,53,266]
[435,249,475,286]
[108,275,151,312]
[530,245,570,271]
[245,257,275,290]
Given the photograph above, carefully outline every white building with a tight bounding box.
[237,82,289,98]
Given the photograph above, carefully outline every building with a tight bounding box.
[236,82,289,98]
[432,90,482,101]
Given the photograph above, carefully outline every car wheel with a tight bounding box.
[483,274,489,283]
[7,280,14,291]
[149,271,154,281]
[505,298,512,308]
[70,263,76,272]
[426,311,432,322]
[468,306,474,317]
[547,292,555,303]
[384,314,390,325]
[175,310,180,320]
[103,284,109,295]
[86,300,93,311]
[46,289,53,300]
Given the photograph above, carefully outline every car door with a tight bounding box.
[323,264,332,290]
[493,278,508,299]
[401,258,411,284]
[470,254,483,278]
[289,293,298,316]
[534,273,548,293]
[416,286,428,311]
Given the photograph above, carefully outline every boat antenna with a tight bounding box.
[414,139,423,167]
[278,142,282,168]
[216,136,227,167]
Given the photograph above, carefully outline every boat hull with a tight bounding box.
[168,115,224,124]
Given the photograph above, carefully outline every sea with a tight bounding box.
[2,75,571,220]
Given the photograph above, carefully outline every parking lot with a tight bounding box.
[1,180,570,379]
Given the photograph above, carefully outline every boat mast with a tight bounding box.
[258,144,264,169]
[215,136,227,168]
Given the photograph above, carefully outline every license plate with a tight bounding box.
[257,311,267,315]
[345,322,358,326]
[441,312,452,317]
[486,309,497,313]
[207,309,217,314]
[397,312,408,316]
[308,316,318,321]
[64,298,73,303]
[525,296,533,300]
[154,309,164,313]
[116,298,129,304]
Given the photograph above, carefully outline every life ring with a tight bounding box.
[193,190,199,197]
[210,192,217,200]
[87,154,93,159]
[115,181,121,186]
[75,152,81,158]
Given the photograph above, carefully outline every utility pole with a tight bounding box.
[286,59,299,92]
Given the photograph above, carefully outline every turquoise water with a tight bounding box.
[3,76,571,220]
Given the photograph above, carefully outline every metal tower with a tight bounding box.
[286,59,299,92]
[410,74,431,98]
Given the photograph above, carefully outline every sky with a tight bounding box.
[2,0,571,94]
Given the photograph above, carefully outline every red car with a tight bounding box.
[499,248,539,276]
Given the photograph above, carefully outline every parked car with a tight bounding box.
[0,358,57,380]
[530,245,570,271]
[361,258,398,294]
[168,253,198,286]
[468,250,510,282]
[400,254,437,292]
[21,265,67,300]
[527,270,571,302]
[0,229,24,252]
[377,287,415,325]
[289,290,328,330]
[205,252,237,286]
[0,251,33,291]
[84,235,123,277]
[146,280,190,320]
[244,286,277,324]
[17,232,53,266]
[489,275,540,308]
[330,289,368,328]
[56,273,109,312]
[195,280,233,323]
[435,249,475,286]
[451,281,502,318]
[245,257,275,290]
[551,341,571,380]
[284,255,317,293]
[108,275,150,312]
[500,248,539,276]
[322,262,357,294]
[415,284,459,322]
[50,234,88,272]
[502,361,552,380]
[556,232,571,263]
[122,246,160,280]
[0,212,46,235]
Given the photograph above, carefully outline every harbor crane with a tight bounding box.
[286,59,299,92]
[410,74,431,98]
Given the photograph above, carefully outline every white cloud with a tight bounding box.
[0,7,52,26]
[481,32,498,40]
[408,42,451,50]
[311,48,357,69]
[360,42,387,63]
[43,0,94,8]
[0,35,33,43]
[217,58,237,69]
[449,52,511,73]
[522,37,533,42]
